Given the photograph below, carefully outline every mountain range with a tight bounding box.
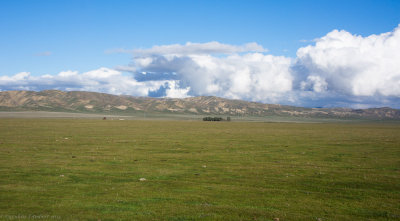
[0,90,399,120]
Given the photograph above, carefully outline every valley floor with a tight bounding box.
[0,119,399,220]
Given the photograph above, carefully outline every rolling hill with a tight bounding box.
[0,90,399,120]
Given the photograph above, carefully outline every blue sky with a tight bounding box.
[1,0,400,108]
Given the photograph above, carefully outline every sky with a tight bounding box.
[1,0,400,108]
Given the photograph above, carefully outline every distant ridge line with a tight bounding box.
[0,90,399,120]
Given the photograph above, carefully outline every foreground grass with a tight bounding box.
[0,119,399,220]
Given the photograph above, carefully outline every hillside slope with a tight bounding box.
[0,90,399,120]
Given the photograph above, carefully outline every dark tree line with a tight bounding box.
[203,116,231,121]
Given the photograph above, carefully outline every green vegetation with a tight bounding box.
[0,119,399,220]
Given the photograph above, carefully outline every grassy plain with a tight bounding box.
[0,118,399,220]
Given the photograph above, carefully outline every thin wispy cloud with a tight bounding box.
[107,42,267,56]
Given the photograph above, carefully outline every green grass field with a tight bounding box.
[0,119,399,220]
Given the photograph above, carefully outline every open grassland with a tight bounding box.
[0,119,399,220]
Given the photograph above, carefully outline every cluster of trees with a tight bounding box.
[203,116,231,121]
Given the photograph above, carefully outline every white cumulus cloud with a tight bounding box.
[133,52,293,103]
[0,68,168,96]
[165,81,190,98]
[296,25,400,98]
[2,25,400,108]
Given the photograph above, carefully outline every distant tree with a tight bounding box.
[203,116,223,121]
[215,117,223,121]
[227,116,231,121]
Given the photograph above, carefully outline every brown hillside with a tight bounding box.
[0,90,399,120]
